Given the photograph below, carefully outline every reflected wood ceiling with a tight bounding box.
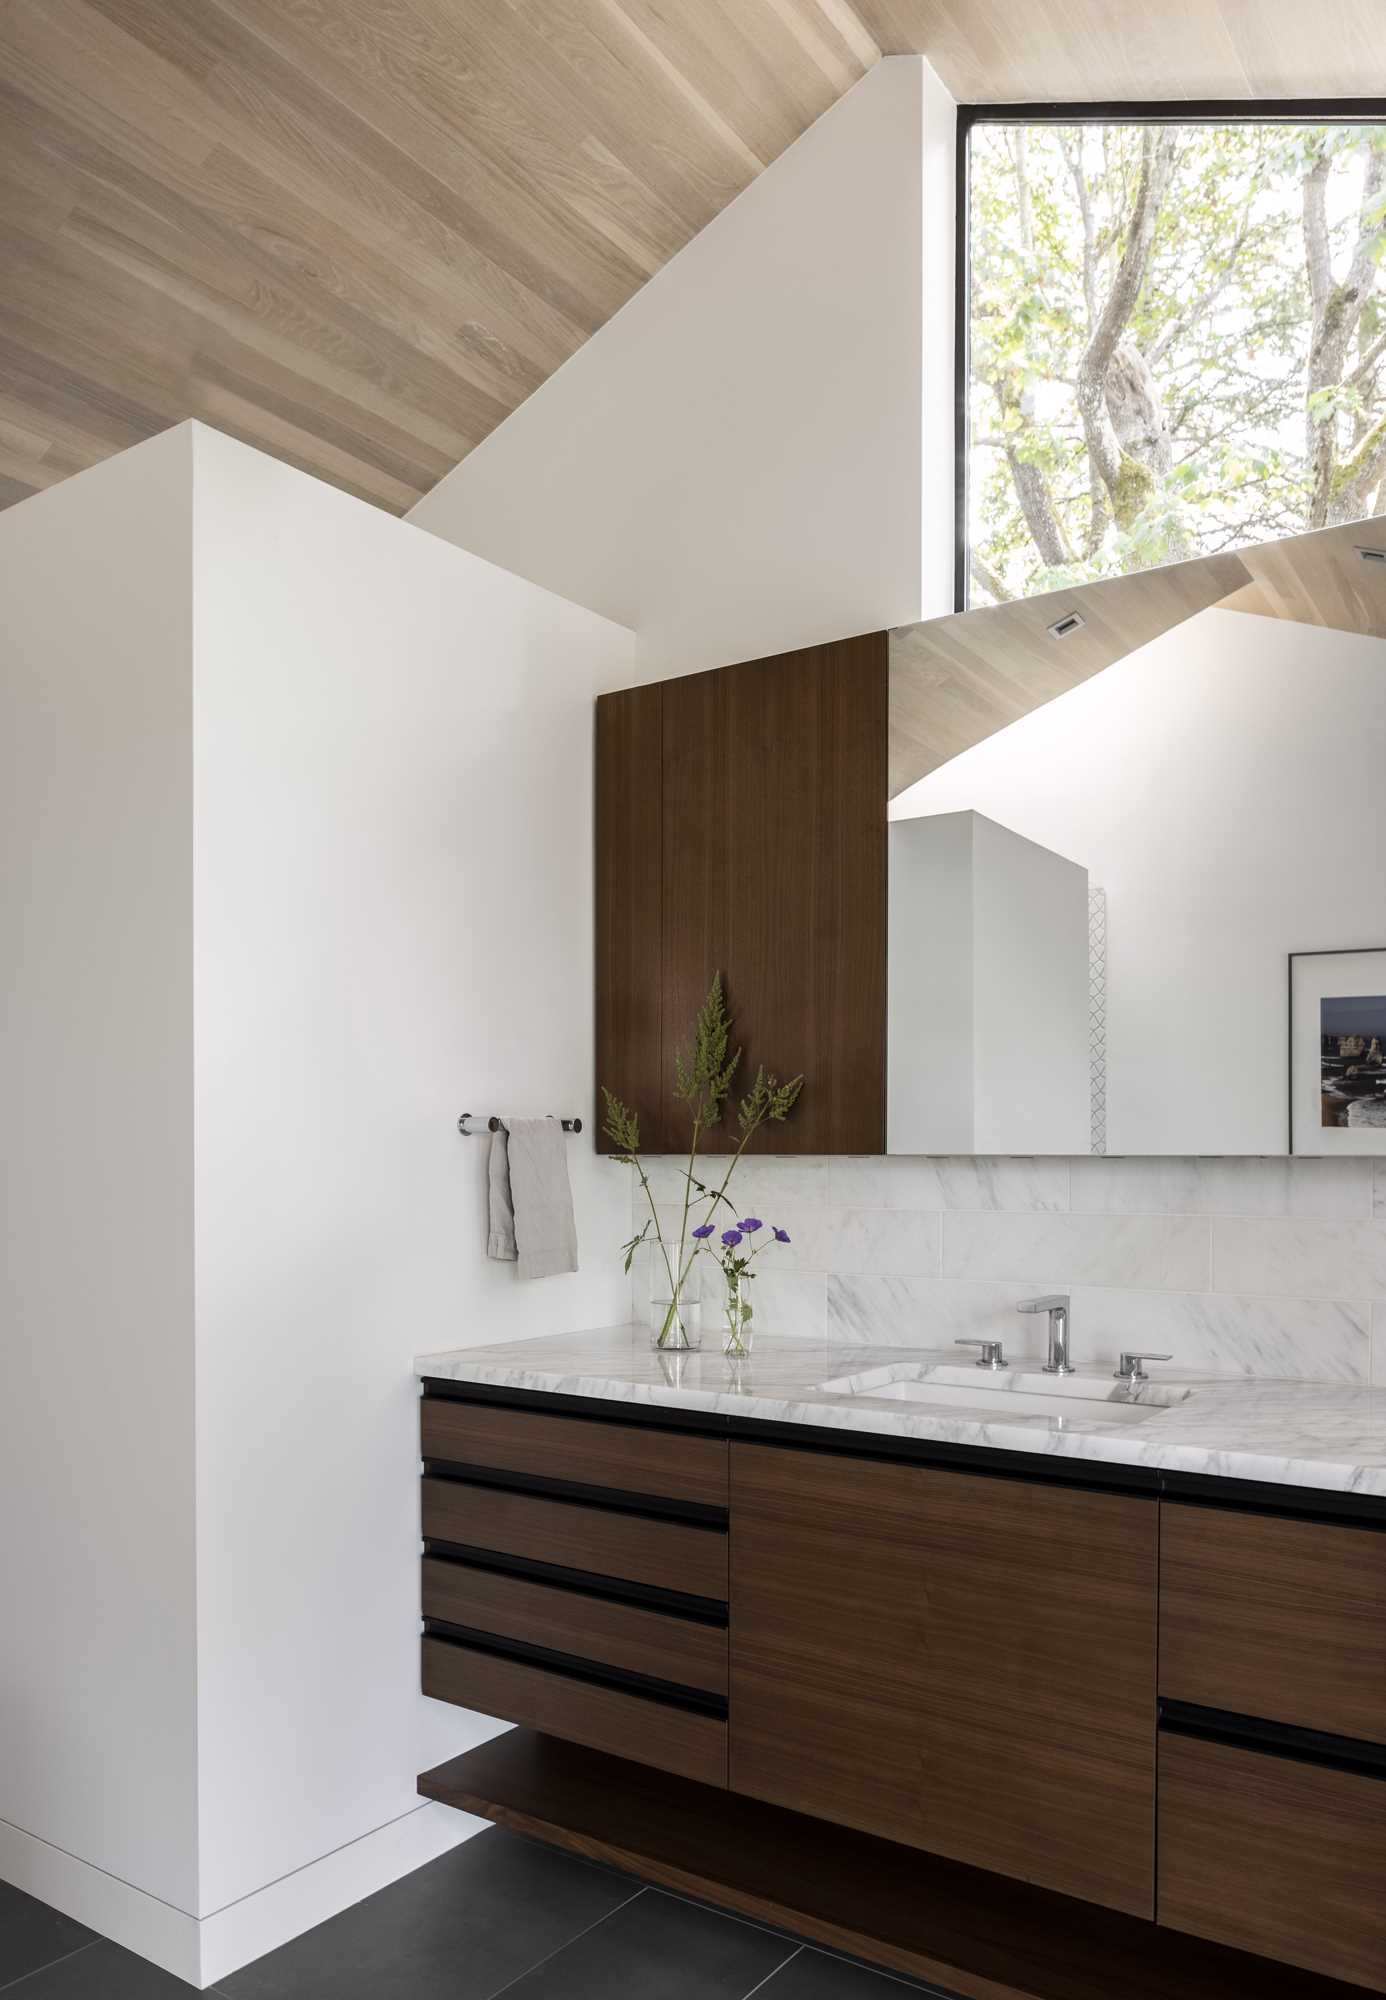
[890,521,1386,797]
[2,0,1382,516]
[889,551,1251,795]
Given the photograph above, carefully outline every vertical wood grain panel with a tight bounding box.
[660,633,887,1154]
[595,683,666,1152]
[919,1473,1158,1918]
[729,1442,925,1847]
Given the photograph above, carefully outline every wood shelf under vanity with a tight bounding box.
[419,1729,1367,2000]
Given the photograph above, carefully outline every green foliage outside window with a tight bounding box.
[968,120,1386,604]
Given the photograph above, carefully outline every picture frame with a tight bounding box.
[1289,948,1386,1154]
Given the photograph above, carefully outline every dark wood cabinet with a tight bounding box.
[420,1382,1386,1995]
[727,1444,1159,1919]
[1160,1502,1386,1744]
[1158,1732,1386,1990]
[918,1472,1158,1918]
[728,1443,925,1846]
[595,633,888,1155]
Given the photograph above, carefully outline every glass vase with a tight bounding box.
[722,1272,754,1357]
[650,1240,702,1350]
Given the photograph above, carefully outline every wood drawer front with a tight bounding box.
[1161,1503,1386,1744]
[1158,1733,1386,1990]
[421,1478,728,1601]
[422,1637,727,1788]
[422,1399,728,1509]
[422,1558,727,1695]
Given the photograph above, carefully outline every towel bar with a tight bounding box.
[457,1112,582,1136]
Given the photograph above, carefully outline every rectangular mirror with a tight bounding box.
[887,523,1386,1155]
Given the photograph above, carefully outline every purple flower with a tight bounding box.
[739,1217,763,1232]
[773,1226,791,1243]
[691,1223,715,1239]
[721,1228,744,1248]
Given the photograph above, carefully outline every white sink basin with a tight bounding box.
[818,1365,1192,1426]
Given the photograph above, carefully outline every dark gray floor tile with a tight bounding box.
[0,1880,94,1990]
[218,1829,638,2000]
[4,1939,199,1996]
[499,1889,797,2000]
[754,1947,949,1998]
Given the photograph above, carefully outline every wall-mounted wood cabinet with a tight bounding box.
[420,1383,1386,1995]
[595,635,888,1154]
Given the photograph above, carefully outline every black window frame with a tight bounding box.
[954,97,1386,611]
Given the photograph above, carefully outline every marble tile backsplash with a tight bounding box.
[632,1156,1386,1384]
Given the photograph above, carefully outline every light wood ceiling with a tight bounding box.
[0,0,882,514]
[891,520,1386,796]
[866,0,1386,104]
[3,1,1382,518]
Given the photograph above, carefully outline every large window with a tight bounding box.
[962,108,1386,606]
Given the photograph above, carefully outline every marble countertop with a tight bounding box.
[416,1326,1386,1499]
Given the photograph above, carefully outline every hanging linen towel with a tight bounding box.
[487,1117,578,1279]
[487,1125,517,1263]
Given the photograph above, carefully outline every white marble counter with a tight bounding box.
[416,1326,1386,1500]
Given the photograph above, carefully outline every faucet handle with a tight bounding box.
[955,1338,1007,1370]
[1114,1351,1171,1385]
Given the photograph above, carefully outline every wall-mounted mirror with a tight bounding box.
[886,520,1386,1156]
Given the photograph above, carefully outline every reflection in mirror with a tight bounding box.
[887,522,1386,1157]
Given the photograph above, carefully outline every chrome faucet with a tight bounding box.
[1113,1350,1171,1390]
[1018,1294,1073,1375]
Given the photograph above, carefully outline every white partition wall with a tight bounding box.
[889,812,1091,1155]
[0,423,635,1986]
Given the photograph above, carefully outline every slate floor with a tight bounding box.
[0,1829,949,1999]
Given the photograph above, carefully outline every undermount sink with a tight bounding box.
[818,1365,1194,1425]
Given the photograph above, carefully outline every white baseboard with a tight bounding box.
[0,1815,203,1986]
[1,1802,485,1991]
[198,1802,483,1986]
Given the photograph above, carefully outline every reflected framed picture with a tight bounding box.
[1290,949,1386,1153]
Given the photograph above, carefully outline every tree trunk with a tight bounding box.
[1302,141,1386,527]
[1076,128,1180,534]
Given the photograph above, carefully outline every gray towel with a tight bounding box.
[487,1118,578,1280]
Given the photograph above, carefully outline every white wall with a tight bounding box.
[0,432,200,1911]
[408,57,954,680]
[1,422,637,1984]
[189,425,634,1940]
[892,608,1386,1154]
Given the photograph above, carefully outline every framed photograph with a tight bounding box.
[1289,949,1386,1153]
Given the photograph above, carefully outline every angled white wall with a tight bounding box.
[407,56,955,680]
[0,423,636,1986]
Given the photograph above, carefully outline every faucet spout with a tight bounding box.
[1017,1294,1074,1376]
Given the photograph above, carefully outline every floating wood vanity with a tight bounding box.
[418,1368,1386,2000]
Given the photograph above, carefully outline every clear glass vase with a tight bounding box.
[650,1240,702,1349]
[722,1272,753,1357]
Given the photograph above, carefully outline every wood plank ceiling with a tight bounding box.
[2,0,1382,517]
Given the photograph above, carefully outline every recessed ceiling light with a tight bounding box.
[1047,610,1086,639]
